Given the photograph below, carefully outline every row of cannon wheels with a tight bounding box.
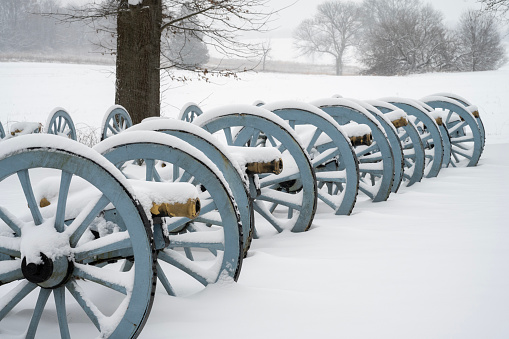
[0,93,485,338]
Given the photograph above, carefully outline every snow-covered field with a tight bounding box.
[1,62,508,338]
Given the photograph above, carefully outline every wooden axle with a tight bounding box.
[350,133,372,146]
[150,198,200,219]
[435,117,443,126]
[246,158,283,175]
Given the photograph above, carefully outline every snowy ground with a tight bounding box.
[1,62,508,338]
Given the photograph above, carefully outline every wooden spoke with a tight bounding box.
[55,171,73,233]
[73,263,130,294]
[156,262,175,296]
[158,250,209,286]
[25,288,51,339]
[69,194,110,247]
[66,282,102,331]
[253,201,284,233]
[17,169,43,226]
[0,207,22,236]
[0,281,37,321]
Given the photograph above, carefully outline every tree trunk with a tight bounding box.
[335,56,343,76]
[116,0,162,125]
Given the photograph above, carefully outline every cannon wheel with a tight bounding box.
[128,119,254,258]
[262,101,359,215]
[178,102,204,123]
[313,98,395,203]
[369,100,425,187]
[421,96,484,167]
[44,108,77,140]
[101,106,133,141]
[352,100,404,193]
[381,98,444,178]
[0,134,155,339]
[431,92,485,148]
[0,121,5,140]
[96,131,243,296]
[194,105,317,234]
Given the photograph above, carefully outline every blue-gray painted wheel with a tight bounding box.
[262,101,359,215]
[351,100,404,193]
[101,106,133,141]
[95,131,243,296]
[369,100,425,187]
[312,98,395,203]
[430,92,485,149]
[193,105,318,235]
[44,108,77,140]
[0,134,156,339]
[380,98,444,178]
[178,102,203,123]
[0,121,5,140]
[127,119,254,258]
[421,95,484,167]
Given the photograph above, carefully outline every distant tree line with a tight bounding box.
[0,0,210,68]
[294,0,507,75]
[0,0,93,56]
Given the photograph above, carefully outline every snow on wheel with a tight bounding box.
[127,119,254,258]
[350,100,405,193]
[421,95,484,167]
[193,105,318,235]
[261,101,359,216]
[44,108,77,140]
[312,98,395,203]
[0,134,156,339]
[369,100,425,187]
[101,106,133,141]
[178,102,203,123]
[95,131,243,296]
[380,98,444,178]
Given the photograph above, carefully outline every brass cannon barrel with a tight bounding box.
[349,133,373,146]
[150,198,200,219]
[391,116,408,128]
[246,158,283,175]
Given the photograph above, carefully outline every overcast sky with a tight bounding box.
[66,0,485,38]
[265,0,483,37]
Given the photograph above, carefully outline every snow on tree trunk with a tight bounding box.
[116,0,162,125]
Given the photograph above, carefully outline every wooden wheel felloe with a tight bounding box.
[0,134,156,339]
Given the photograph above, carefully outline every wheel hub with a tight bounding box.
[22,253,73,288]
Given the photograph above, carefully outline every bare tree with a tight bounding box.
[359,0,451,75]
[53,0,275,124]
[454,10,506,71]
[293,1,361,76]
[161,5,209,71]
[479,0,509,18]
[260,39,271,71]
